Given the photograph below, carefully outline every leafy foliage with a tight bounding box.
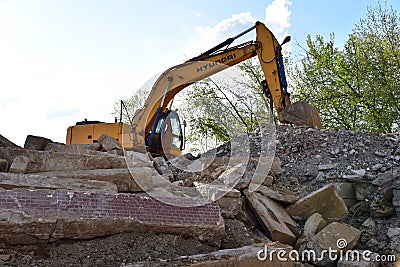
[290,2,400,133]
[179,60,272,152]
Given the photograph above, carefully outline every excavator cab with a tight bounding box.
[146,110,184,156]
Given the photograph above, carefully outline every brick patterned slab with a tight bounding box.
[0,189,220,225]
[0,189,224,245]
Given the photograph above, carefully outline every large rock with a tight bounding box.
[299,222,361,266]
[0,189,224,246]
[1,147,126,173]
[8,156,30,173]
[44,142,101,154]
[0,135,19,148]
[97,134,122,152]
[244,190,299,246]
[303,213,327,236]
[17,168,141,192]
[255,185,297,205]
[24,135,53,151]
[286,184,348,222]
[0,172,117,193]
[314,222,361,250]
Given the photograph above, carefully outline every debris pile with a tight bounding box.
[0,126,398,266]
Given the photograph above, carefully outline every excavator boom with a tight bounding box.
[67,21,322,155]
[133,21,322,153]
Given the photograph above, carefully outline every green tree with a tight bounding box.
[179,60,272,152]
[291,2,400,133]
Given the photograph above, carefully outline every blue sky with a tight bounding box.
[1,0,399,145]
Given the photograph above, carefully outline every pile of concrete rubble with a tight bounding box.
[0,126,399,266]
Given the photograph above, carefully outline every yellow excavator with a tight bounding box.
[66,21,321,156]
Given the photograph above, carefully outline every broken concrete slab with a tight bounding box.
[286,184,348,222]
[255,185,297,205]
[24,135,53,151]
[0,172,117,193]
[44,142,102,154]
[299,222,361,266]
[8,156,30,173]
[314,222,361,250]
[8,169,135,192]
[2,147,126,173]
[303,213,327,236]
[97,134,122,152]
[0,189,224,246]
[215,163,246,188]
[28,168,141,192]
[244,190,299,246]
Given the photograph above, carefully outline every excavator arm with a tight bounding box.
[132,21,321,154]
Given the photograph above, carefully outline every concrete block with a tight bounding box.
[255,185,297,205]
[0,172,117,193]
[303,213,327,236]
[8,156,29,173]
[244,190,299,246]
[98,134,122,151]
[286,184,348,222]
[24,135,52,151]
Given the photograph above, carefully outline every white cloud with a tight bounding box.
[182,0,292,59]
[262,0,292,38]
[182,12,256,58]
